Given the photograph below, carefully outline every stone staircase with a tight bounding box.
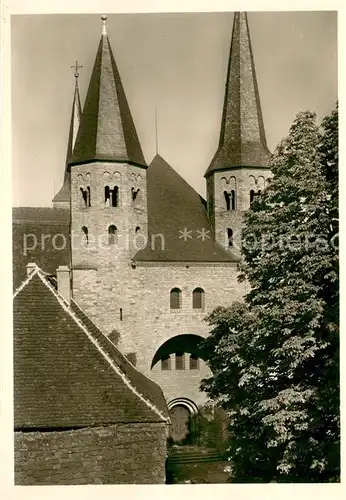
[166,446,229,483]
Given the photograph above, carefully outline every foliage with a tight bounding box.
[200,106,339,482]
[187,403,230,453]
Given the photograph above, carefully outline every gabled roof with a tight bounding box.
[12,207,70,290]
[53,78,82,204]
[69,24,147,168]
[205,12,271,177]
[134,155,238,263]
[13,266,169,429]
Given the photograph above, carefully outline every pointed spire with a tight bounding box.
[70,16,147,168]
[205,12,270,177]
[52,69,82,205]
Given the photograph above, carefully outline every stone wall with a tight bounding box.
[72,261,245,407]
[15,422,167,485]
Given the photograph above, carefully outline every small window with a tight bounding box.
[112,186,119,207]
[227,228,233,247]
[224,191,231,211]
[108,225,117,245]
[161,355,171,371]
[82,226,89,245]
[189,355,199,370]
[170,288,182,309]
[105,185,119,207]
[175,352,185,370]
[131,187,140,203]
[80,187,88,207]
[87,186,91,207]
[105,185,110,205]
[135,226,140,233]
[231,189,236,210]
[193,287,204,309]
[250,189,255,204]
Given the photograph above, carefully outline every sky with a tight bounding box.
[11,11,337,207]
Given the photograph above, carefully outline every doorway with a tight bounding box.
[169,404,190,443]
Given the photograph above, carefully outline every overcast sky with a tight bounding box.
[11,11,337,207]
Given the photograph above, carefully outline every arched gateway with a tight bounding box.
[168,398,199,443]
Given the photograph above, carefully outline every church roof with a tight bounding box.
[205,12,271,177]
[69,19,147,168]
[134,154,238,263]
[12,207,70,290]
[13,266,169,429]
[52,76,82,204]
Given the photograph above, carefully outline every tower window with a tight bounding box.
[224,191,231,211]
[112,186,119,207]
[189,355,199,370]
[81,226,89,245]
[224,190,236,210]
[131,187,140,203]
[227,228,233,247]
[192,287,204,309]
[80,187,89,207]
[161,355,171,371]
[231,189,236,210]
[175,352,185,370]
[250,189,261,205]
[170,288,182,309]
[135,226,140,233]
[86,186,91,207]
[105,185,119,207]
[108,225,117,245]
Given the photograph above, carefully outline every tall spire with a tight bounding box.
[70,15,147,168]
[52,66,82,206]
[205,12,270,177]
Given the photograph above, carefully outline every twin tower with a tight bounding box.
[53,12,272,268]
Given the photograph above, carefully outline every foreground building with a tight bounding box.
[13,12,272,443]
[14,264,169,484]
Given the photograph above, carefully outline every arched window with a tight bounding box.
[227,228,233,247]
[105,186,110,206]
[86,186,91,207]
[170,288,182,309]
[224,190,231,211]
[231,189,236,210]
[131,187,140,203]
[250,189,255,204]
[135,226,140,233]
[192,287,204,309]
[189,354,199,370]
[80,187,88,207]
[112,186,119,207]
[108,225,117,245]
[175,352,185,370]
[161,355,171,371]
[81,226,89,245]
[105,185,119,207]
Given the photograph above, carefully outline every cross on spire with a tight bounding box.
[71,60,83,78]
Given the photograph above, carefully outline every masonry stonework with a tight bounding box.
[15,423,167,485]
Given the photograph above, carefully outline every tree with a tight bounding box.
[200,107,339,482]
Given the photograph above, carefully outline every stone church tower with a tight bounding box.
[205,12,272,252]
[52,66,82,209]
[69,16,148,269]
[50,12,272,442]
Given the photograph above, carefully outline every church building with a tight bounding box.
[14,12,272,443]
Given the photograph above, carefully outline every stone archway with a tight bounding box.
[168,398,199,444]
